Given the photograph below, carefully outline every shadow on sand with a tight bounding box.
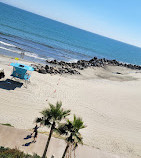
[0,79,23,90]
[24,134,32,140]
[22,141,34,147]
[22,134,35,147]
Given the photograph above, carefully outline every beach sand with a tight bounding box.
[0,55,141,158]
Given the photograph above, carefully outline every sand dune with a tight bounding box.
[0,55,141,158]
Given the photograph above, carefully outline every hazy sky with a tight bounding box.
[0,0,141,47]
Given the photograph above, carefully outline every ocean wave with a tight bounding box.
[0,43,71,62]
[0,46,46,61]
[0,29,93,59]
[0,31,92,60]
[0,46,21,54]
[0,33,87,61]
[24,52,46,60]
[0,41,16,47]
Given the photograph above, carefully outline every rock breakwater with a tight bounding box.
[31,57,141,75]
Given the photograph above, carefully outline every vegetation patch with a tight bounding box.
[1,123,14,127]
[0,146,41,158]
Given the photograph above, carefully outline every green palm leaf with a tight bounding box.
[36,101,70,158]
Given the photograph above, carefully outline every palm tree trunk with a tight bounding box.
[62,143,70,158]
[42,122,55,158]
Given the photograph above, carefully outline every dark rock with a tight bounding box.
[0,72,5,79]
[45,56,141,74]
[45,65,49,70]
[115,72,122,74]
[39,68,47,74]
[93,57,98,60]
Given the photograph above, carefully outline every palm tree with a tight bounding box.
[36,101,71,158]
[57,115,86,158]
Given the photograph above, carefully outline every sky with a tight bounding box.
[0,0,141,47]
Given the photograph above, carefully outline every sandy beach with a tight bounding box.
[0,55,141,158]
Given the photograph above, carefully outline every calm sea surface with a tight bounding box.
[0,2,141,65]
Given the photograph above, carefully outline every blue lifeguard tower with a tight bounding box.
[10,63,34,87]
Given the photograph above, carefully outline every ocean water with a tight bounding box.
[0,2,141,65]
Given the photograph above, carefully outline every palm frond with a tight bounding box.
[35,117,43,123]
[39,101,71,129]
[56,123,68,135]
[40,108,51,117]
[56,101,62,110]
[61,114,86,151]
[62,110,71,118]
[73,115,86,130]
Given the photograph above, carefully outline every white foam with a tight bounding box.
[24,52,46,60]
[0,46,46,61]
[68,59,78,63]
[0,41,16,47]
[46,57,55,61]
[0,46,21,54]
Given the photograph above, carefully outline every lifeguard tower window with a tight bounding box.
[19,65,24,67]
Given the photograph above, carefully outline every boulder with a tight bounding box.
[0,71,5,79]
[39,68,47,74]
[45,65,49,70]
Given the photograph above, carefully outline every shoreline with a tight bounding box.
[0,54,141,158]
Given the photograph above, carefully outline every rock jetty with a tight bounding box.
[31,64,80,75]
[31,57,141,75]
[46,57,141,70]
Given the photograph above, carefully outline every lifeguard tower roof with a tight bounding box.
[10,63,34,71]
